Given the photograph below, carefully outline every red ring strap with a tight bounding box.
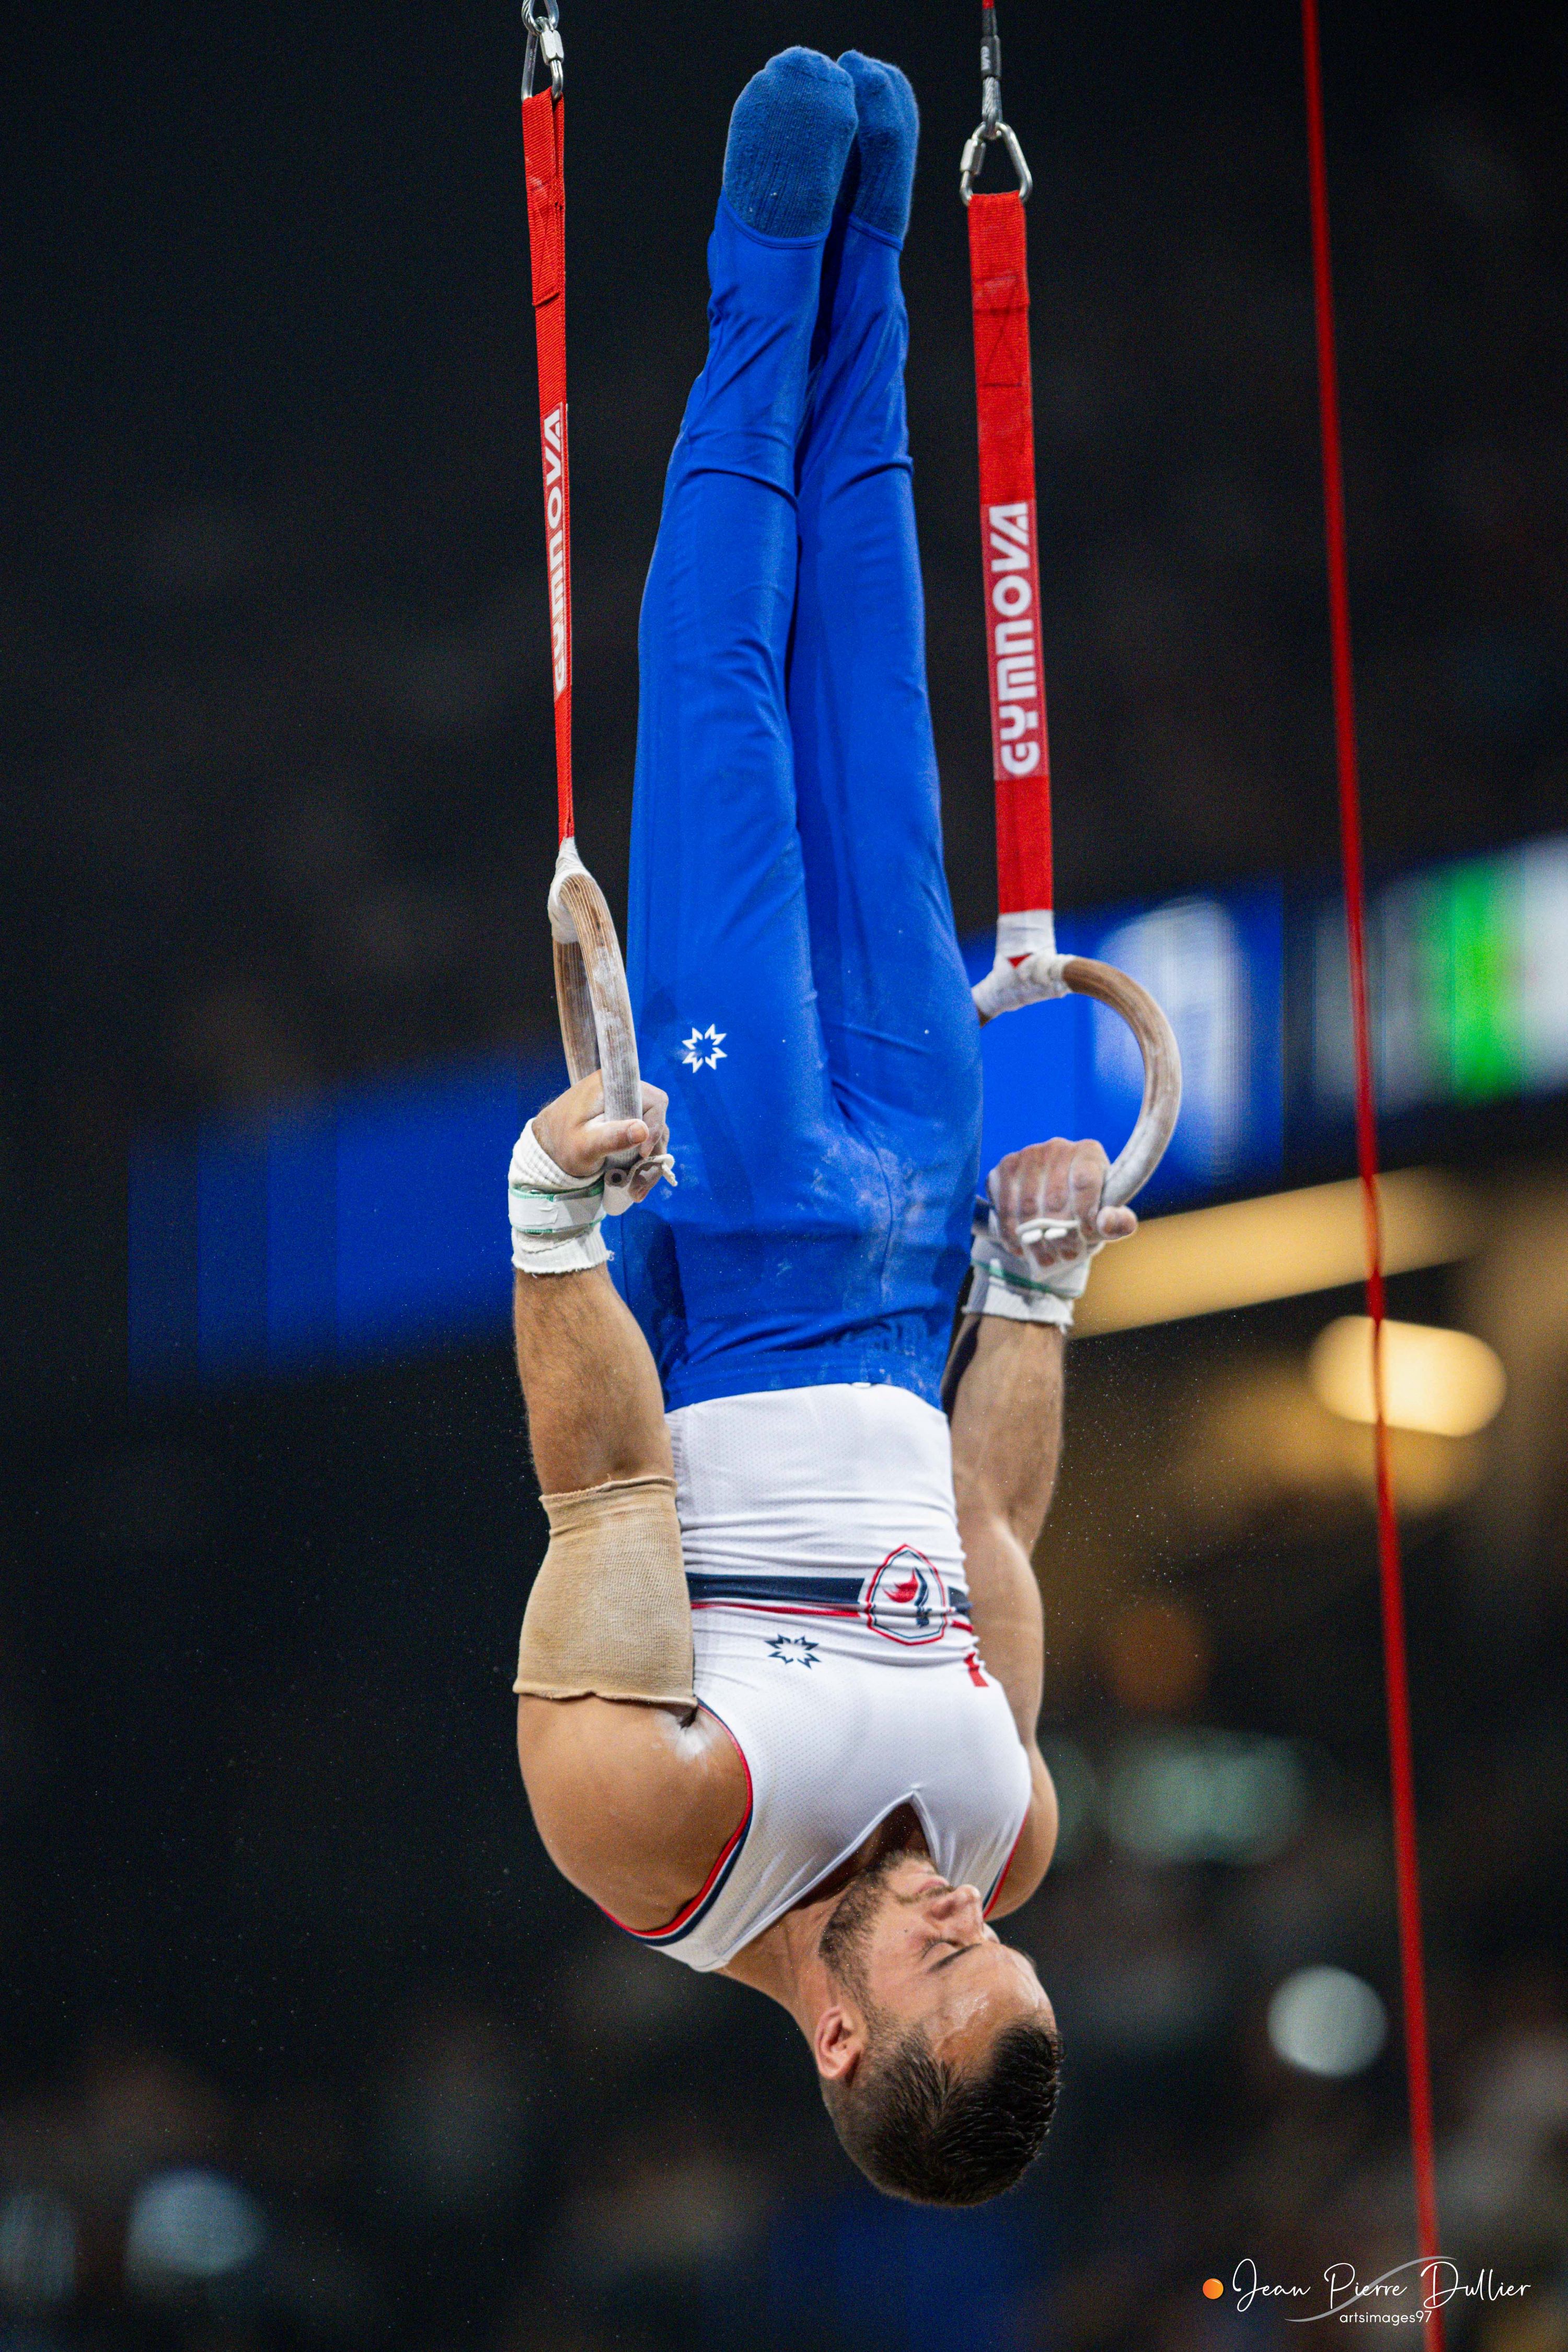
[967,189,1054,921]
[522,87,574,846]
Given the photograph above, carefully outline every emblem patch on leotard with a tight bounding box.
[679,1024,727,1071]
[863,1547,950,1646]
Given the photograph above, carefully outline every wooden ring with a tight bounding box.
[1056,955,1183,1206]
[550,860,643,1204]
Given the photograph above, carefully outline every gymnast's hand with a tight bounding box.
[534,1072,674,1206]
[987,1137,1136,1284]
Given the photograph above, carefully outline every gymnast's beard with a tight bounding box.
[817,1846,917,2008]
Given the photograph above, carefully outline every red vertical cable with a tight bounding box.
[1300,0,1444,2332]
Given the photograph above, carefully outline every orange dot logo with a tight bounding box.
[1202,2278,1225,2300]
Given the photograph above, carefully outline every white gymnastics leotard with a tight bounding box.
[608,1383,1033,1972]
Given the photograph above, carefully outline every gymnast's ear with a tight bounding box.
[813,2003,865,2085]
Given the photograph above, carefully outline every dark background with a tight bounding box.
[3,3,1566,2347]
[5,0,1564,1172]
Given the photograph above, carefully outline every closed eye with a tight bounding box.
[921,1937,972,1968]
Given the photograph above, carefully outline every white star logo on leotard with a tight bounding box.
[767,1634,818,1668]
[680,1024,727,1072]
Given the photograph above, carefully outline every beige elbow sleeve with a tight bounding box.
[513,1473,695,1711]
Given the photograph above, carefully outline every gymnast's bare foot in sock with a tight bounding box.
[722,48,857,240]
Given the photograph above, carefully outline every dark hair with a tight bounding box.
[822,2017,1062,2206]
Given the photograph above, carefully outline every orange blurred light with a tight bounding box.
[1103,1600,1210,1716]
[1307,1317,1506,1438]
[1075,1169,1475,1336]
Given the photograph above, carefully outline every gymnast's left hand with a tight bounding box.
[534,1071,673,1205]
[987,1137,1137,1279]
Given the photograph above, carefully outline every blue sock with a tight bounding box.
[836,53,920,244]
[722,49,858,241]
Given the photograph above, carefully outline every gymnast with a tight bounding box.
[506,47,1135,2206]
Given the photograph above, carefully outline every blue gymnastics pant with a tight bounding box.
[612,196,983,1414]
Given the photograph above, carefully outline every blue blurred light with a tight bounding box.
[124,2169,266,2290]
[0,2190,77,2312]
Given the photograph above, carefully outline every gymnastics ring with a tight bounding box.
[1058,956,1182,1209]
[548,839,644,1214]
[977,953,1183,1229]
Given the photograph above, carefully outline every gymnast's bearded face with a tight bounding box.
[817,1849,1053,2056]
[812,1850,1060,2203]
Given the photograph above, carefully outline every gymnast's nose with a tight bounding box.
[929,1881,989,1936]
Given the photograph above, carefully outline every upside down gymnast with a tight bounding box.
[506,48,1136,2207]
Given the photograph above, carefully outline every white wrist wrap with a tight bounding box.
[971,913,1069,1023]
[508,1120,609,1275]
[969,1204,1103,1330]
[969,1230,1077,1328]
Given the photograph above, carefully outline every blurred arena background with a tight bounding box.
[3,1,1566,2346]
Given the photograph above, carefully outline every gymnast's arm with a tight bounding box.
[944,1138,1135,1917]
[945,1316,1062,1916]
[511,1076,748,1932]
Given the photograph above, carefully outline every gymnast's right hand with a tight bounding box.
[533,1073,674,1205]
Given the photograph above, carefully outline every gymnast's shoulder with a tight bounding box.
[515,1693,748,1936]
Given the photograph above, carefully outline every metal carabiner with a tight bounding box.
[522,0,564,101]
[960,116,1032,205]
[960,6,1032,203]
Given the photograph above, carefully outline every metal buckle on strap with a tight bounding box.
[522,0,563,100]
[960,118,1032,205]
[960,5,1032,203]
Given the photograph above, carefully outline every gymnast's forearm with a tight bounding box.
[506,1077,692,1717]
[513,1266,673,1494]
[947,1315,1065,1548]
[511,1265,693,1718]
[946,1315,1063,1745]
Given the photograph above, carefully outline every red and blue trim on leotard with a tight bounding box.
[685,1571,974,1635]
[984,1814,1028,1920]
